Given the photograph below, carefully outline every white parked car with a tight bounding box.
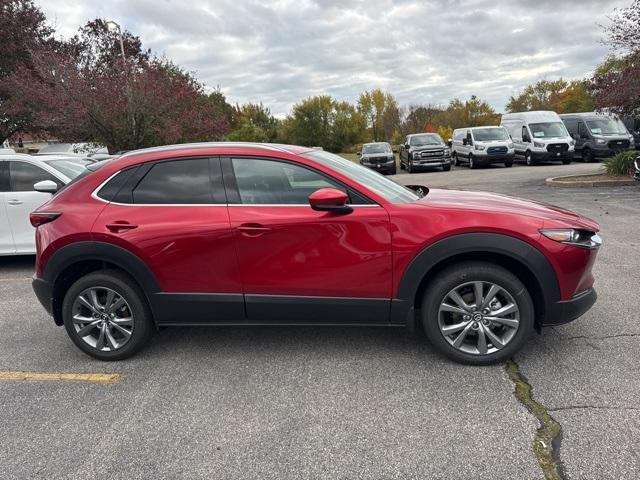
[501,111,574,166]
[0,154,91,255]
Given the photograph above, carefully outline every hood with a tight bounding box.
[417,188,598,230]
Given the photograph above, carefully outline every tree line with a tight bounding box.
[1,0,638,153]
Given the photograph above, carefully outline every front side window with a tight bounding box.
[9,161,61,191]
[529,122,568,138]
[0,162,9,192]
[232,158,344,205]
[132,158,213,204]
[302,150,419,204]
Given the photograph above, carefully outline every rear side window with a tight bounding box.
[133,159,212,204]
[9,161,62,191]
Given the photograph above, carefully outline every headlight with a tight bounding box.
[507,142,514,148]
[413,151,421,159]
[474,145,485,151]
[540,228,602,249]
[444,148,451,156]
[533,141,545,148]
[595,138,607,145]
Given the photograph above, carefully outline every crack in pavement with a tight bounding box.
[561,334,640,340]
[505,360,566,480]
[548,405,640,412]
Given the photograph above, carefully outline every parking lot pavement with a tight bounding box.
[0,161,638,479]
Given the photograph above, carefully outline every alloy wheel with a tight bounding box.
[437,281,520,355]
[71,287,134,352]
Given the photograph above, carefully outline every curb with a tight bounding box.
[545,174,637,188]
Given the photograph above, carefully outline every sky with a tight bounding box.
[37,0,627,116]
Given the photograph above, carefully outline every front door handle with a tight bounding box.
[7,199,23,206]
[106,222,138,233]
[237,223,272,237]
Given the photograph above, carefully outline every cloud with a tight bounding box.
[37,0,628,115]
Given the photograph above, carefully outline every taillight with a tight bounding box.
[30,212,62,227]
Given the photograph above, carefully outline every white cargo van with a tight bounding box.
[501,111,574,166]
[450,126,515,169]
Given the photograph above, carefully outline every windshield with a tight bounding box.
[43,158,92,179]
[302,150,419,204]
[529,122,568,138]
[473,128,509,141]
[362,143,391,154]
[586,117,628,135]
[409,134,443,146]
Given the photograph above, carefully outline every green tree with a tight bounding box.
[441,96,500,129]
[506,79,595,113]
[279,95,366,152]
[357,89,399,141]
[229,102,279,142]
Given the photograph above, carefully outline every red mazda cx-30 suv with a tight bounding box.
[31,143,601,364]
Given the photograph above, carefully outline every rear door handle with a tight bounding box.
[237,223,272,237]
[7,199,23,206]
[106,223,138,233]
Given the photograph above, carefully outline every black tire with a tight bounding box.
[399,158,405,170]
[421,261,535,365]
[442,163,451,172]
[407,160,414,174]
[389,167,397,175]
[469,154,476,169]
[582,148,593,163]
[453,152,459,166]
[525,150,536,166]
[562,158,572,165]
[62,269,154,361]
[504,160,513,168]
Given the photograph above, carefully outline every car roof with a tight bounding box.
[558,112,616,119]
[119,142,315,160]
[407,133,439,137]
[363,141,390,145]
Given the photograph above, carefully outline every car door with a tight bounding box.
[577,121,590,150]
[223,156,393,324]
[93,157,244,324]
[6,160,62,253]
[0,161,16,254]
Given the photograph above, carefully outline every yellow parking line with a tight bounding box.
[0,371,121,383]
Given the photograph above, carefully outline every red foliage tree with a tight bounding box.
[591,1,640,116]
[0,0,57,143]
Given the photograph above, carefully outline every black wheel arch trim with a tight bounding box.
[391,233,561,327]
[41,241,162,325]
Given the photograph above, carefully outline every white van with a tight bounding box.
[501,111,574,166]
[450,126,515,169]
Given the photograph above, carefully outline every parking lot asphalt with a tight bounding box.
[1,160,638,479]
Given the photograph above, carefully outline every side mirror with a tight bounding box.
[34,180,59,194]
[308,188,352,214]
[356,151,361,156]
[447,139,452,147]
[404,143,409,149]
[405,184,429,197]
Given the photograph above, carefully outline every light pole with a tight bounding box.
[105,20,126,61]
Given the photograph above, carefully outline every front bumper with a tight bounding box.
[411,158,451,168]
[542,288,597,326]
[32,276,54,316]
[531,150,573,162]
[362,161,395,173]
[476,153,515,163]
[592,145,633,158]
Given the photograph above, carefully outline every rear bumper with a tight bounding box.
[542,288,597,326]
[32,276,54,316]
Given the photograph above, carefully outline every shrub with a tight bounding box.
[603,151,639,177]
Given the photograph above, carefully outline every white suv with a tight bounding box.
[0,154,90,255]
[450,126,515,169]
